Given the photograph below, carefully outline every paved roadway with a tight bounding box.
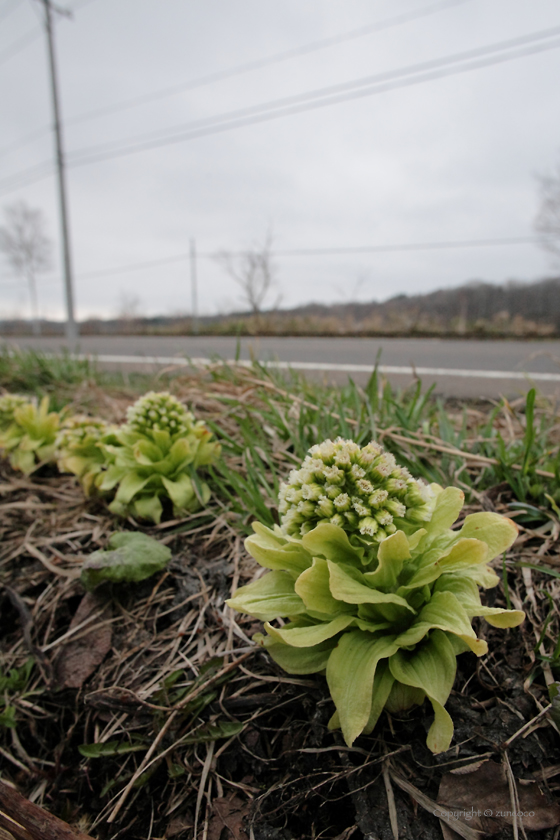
[2,334,560,398]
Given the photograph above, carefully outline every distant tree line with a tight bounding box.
[1,275,559,339]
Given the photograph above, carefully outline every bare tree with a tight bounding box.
[116,290,143,321]
[216,232,279,325]
[535,161,560,265]
[0,201,53,334]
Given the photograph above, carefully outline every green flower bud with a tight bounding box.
[358,516,378,536]
[333,492,351,511]
[374,509,394,527]
[278,437,435,544]
[385,499,407,518]
[369,489,388,508]
[317,496,334,518]
[126,391,194,438]
[301,482,325,501]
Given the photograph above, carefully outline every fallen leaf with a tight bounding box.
[80,531,171,590]
[206,794,250,840]
[166,813,193,838]
[437,759,560,837]
[55,592,113,689]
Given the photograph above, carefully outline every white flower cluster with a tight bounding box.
[278,437,434,542]
[125,392,194,437]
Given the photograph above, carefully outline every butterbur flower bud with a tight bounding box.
[301,482,324,501]
[126,392,194,438]
[317,495,334,518]
[333,492,351,511]
[369,489,388,508]
[358,516,378,536]
[278,437,435,544]
[385,499,407,518]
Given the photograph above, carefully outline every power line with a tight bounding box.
[64,0,474,127]
[3,20,559,192]
[75,237,547,281]
[65,24,560,167]
[0,0,473,162]
[70,0,101,10]
[0,127,52,161]
[269,237,549,256]
[0,160,54,194]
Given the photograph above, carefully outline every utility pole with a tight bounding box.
[39,0,78,349]
[190,238,198,335]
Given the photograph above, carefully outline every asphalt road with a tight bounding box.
[3,334,560,398]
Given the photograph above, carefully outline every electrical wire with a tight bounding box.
[0,127,52,161]
[65,24,560,167]
[0,0,474,161]
[3,20,556,196]
[65,0,474,127]
[70,0,102,10]
[76,237,546,281]
[0,161,54,195]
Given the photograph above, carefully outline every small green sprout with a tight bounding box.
[279,438,435,544]
[0,394,60,474]
[96,392,220,524]
[0,658,35,729]
[228,441,525,754]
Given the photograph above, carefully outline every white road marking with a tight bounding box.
[72,353,560,382]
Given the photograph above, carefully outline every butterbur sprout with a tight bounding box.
[279,438,435,544]
[97,391,221,524]
[0,394,60,474]
[228,439,525,754]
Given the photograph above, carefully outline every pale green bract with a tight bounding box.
[56,415,116,495]
[228,481,524,754]
[96,391,221,524]
[0,395,60,474]
[278,438,435,544]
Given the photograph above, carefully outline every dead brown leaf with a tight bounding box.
[438,759,560,837]
[166,812,193,838]
[54,591,113,689]
[206,795,250,840]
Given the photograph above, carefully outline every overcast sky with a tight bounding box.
[0,0,559,321]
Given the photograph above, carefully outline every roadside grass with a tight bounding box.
[192,362,560,532]
[0,347,157,409]
[1,347,559,528]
